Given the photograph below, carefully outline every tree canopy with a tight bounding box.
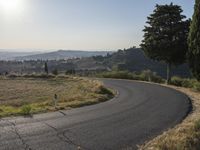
[188,0,200,81]
[141,3,190,83]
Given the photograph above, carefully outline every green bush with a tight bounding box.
[170,76,200,91]
[193,82,200,91]
[52,69,58,75]
[98,86,114,96]
[151,74,165,83]
[132,74,143,81]
[170,76,184,86]
[132,70,164,83]
[194,119,200,132]
[21,105,32,115]
[98,70,165,83]
[182,79,196,88]
[23,74,55,79]
[100,71,133,79]
[181,79,191,87]
[138,70,152,81]
[128,70,151,81]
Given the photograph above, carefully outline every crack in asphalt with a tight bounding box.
[58,110,67,116]
[0,117,88,150]
[41,120,89,150]
[0,119,32,150]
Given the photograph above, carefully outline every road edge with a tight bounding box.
[137,83,198,150]
[98,78,193,150]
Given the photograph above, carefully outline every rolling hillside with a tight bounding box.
[91,48,191,78]
[0,48,191,78]
[0,51,40,60]
[15,50,112,60]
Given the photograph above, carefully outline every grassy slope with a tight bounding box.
[0,76,113,117]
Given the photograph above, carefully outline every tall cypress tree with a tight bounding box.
[44,62,48,74]
[141,3,190,84]
[188,0,200,81]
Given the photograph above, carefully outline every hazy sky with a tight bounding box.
[0,0,195,51]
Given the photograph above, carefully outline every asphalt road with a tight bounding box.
[0,79,191,150]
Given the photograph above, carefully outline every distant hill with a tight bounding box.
[0,51,40,60]
[0,48,191,78]
[15,50,113,60]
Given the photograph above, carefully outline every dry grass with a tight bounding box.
[0,76,113,117]
[139,84,200,150]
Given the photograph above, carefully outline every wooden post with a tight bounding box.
[54,94,58,109]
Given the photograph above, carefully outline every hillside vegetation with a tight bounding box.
[92,48,191,78]
[0,48,190,78]
[15,50,112,61]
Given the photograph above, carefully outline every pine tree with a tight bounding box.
[188,0,200,81]
[141,3,190,83]
[44,62,48,74]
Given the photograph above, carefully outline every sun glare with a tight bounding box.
[0,0,24,15]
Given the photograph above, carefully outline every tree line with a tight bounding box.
[141,1,200,84]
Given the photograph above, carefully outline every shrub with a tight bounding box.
[98,86,114,96]
[193,82,200,91]
[182,79,196,88]
[65,69,76,75]
[98,70,165,83]
[170,76,184,86]
[52,69,58,75]
[170,76,200,92]
[21,105,32,115]
[7,74,19,78]
[151,75,165,83]
[194,119,200,132]
[100,71,133,79]
[132,74,143,81]
[181,79,192,88]
[132,70,165,83]
[23,74,55,79]
[142,70,154,81]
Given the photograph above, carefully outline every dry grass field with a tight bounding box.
[0,76,113,117]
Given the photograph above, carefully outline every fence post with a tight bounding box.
[54,94,58,109]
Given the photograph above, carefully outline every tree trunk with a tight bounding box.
[166,63,171,84]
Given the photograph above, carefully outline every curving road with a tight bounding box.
[0,79,191,150]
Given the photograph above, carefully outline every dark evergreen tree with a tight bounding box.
[44,62,48,74]
[188,0,200,81]
[141,3,190,83]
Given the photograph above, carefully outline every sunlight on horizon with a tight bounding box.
[0,0,25,16]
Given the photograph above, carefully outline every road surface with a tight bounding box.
[0,79,191,150]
